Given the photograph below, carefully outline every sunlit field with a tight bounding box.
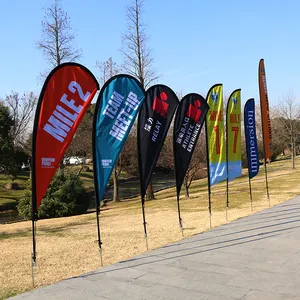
[1,157,300,299]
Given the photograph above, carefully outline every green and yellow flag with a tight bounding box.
[226,89,242,181]
[206,84,227,186]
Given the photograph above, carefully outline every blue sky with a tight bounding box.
[0,0,299,106]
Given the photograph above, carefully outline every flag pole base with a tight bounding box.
[31,256,36,288]
[179,218,184,237]
[226,207,229,221]
[209,212,212,229]
[99,246,103,267]
[144,234,149,250]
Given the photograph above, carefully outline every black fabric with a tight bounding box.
[173,93,209,196]
[138,84,179,197]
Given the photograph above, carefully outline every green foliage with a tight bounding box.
[0,103,28,180]
[17,190,32,219]
[18,171,90,219]
[0,103,14,172]
[5,148,28,181]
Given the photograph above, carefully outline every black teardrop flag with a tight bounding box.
[173,93,209,228]
[137,84,179,247]
[174,93,209,195]
[138,84,179,198]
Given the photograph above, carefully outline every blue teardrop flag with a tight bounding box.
[93,75,145,205]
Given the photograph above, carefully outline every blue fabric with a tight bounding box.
[210,162,227,186]
[244,99,260,179]
[94,76,144,204]
[227,160,242,182]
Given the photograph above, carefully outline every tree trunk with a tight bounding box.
[292,142,296,169]
[113,167,120,202]
[184,178,189,198]
[146,182,155,200]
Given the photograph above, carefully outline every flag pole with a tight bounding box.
[176,193,184,236]
[248,176,254,212]
[31,218,37,287]
[225,98,229,221]
[263,155,271,206]
[258,59,271,206]
[96,206,103,266]
[92,104,103,267]
[205,123,212,229]
[141,195,149,250]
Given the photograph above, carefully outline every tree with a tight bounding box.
[18,170,90,219]
[66,104,94,159]
[274,92,300,168]
[3,92,37,147]
[0,103,14,172]
[121,0,159,200]
[183,132,207,198]
[37,0,81,68]
[121,0,159,89]
[96,57,121,86]
[96,57,123,202]
[0,102,28,180]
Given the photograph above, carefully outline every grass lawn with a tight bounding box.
[0,157,300,299]
[0,171,30,211]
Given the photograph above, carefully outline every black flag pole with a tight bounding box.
[31,92,42,288]
[137,119,149,250]
[92,167,103,267]
[258,59,271,206]
[92,99,103,267]
[138,85,179,249]
[176,192,184,236]
[141,195,149,250]
[205,123,212,229]
[225,99,229,221]
[248,176,254,212]
[173,93,209,235]
[31,219,36,287]
[263,152,271,206]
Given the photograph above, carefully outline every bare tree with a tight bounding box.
[121,0,159,89]
[3,92,37,148]
[96,57,122,87]
[96,57,122,202]
[183,132,207,198]
[121,0,159,200]
[274,92,300,169]
[37,0,81,67]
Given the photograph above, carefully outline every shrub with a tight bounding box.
[17,190,32,219]
[18,171,90,219]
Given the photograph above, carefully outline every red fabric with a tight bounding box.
[35,65,98,209]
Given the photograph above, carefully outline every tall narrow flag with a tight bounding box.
[174,93,209,195]
[138,84,179,246]
[244,99,259,179]
[226,89,242,181]
[32,63,99,217]
[174,93,209,229]
[138,84,179,198]
[93,75,145,206]
[258,59,272,203]
[31,62,99,266]
[258,59,272,159]
[206,84,227,186]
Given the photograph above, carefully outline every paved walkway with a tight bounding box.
[11,196,300,299]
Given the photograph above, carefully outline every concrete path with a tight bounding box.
[10,196,300,299]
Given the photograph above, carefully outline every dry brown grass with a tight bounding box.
[1,157,300,299]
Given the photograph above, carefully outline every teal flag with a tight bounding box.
[93,75,145,205]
